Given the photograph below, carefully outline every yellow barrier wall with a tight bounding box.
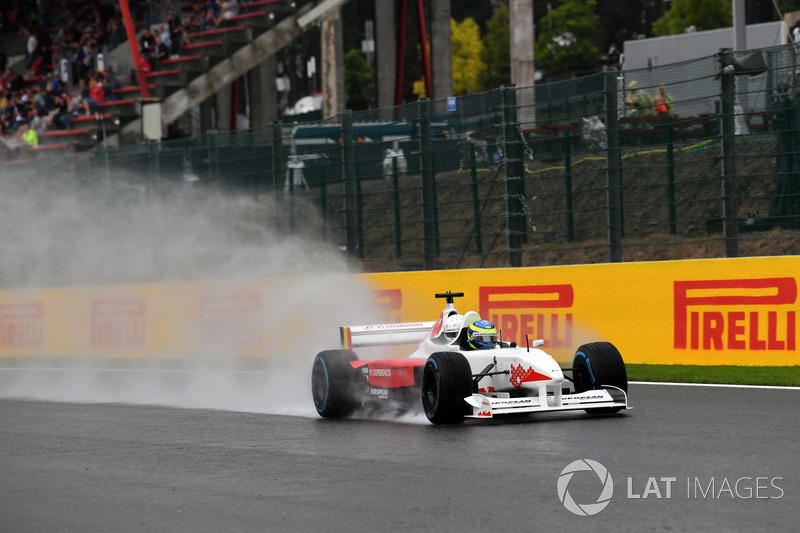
[363,256,799,366]
[0,257,797,365]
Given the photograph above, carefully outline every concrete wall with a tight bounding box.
[622,22,785,71]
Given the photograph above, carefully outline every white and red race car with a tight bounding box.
[311,292,629,424]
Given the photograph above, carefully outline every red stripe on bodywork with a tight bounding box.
[367,358,425,388]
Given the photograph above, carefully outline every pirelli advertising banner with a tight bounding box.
[0,256,797,366]
[364,256,799,366]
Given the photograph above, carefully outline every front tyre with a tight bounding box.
[421,351,472,425]
[311,350,361,418]
[572,341,627,414]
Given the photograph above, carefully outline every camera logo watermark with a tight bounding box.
[557,459,614,517]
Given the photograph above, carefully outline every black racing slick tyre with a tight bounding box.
[311,350,361,418]
[421,351,472,425]
[572,341,628,414]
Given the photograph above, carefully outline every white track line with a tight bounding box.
[630,381,800,391]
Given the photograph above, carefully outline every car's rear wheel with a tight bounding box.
[572,342,627,414]
[311,350,361,418]
[421,351,472,424]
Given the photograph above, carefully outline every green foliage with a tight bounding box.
[626,364,800,387]
[779,1,800,15]
[652,0,732,36]
[479,2,511,90]
[535,0,600,78]
[344,49,374,111]
[451,17,487,95]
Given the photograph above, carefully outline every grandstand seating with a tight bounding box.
[2,0,304,166]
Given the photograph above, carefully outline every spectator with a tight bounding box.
[29,107,43,134]
[624,80,653,118]
[73,41,95,85]
[102,66,121,101]
[166,8,184,55]
[47,72,63,97]
[25,27,40,70]
[8,70,24,92]
[154,35,170,70]
[52,92,71,129]
[201,1,220,30]
[17,124,38,155]
[88,72,105,105]
[159,25,172,53]
[654,86,674,118]
[60,93,85,128]
[139,27,156,60]
[107,16,126,49]
[216,0,240,27]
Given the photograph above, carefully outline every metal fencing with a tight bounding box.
[11,42,800,275]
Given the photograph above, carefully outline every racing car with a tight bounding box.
[311,291,629,424]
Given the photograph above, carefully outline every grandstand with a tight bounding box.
[1,0,317,161]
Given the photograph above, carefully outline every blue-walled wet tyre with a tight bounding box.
[421,351,472,425]
[572,342,627,414]
[312,350,361,418]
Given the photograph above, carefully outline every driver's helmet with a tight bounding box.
[443,314,463,340]
[467,320,498,349]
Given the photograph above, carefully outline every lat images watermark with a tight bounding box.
[557,459,614,517]
[557,460,786,517]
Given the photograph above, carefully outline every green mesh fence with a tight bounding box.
[10,43,797,275]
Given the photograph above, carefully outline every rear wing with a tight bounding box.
[340,322,436,349]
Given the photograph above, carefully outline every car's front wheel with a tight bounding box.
[572,341,627,414]
[311,350,361,418]
[421,351,472,424]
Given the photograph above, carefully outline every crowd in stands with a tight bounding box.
[0,1,189,160]
[1,0,262,160]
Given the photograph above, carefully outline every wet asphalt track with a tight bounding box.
[1,382,798,532]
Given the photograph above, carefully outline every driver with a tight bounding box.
[467,320,498,349]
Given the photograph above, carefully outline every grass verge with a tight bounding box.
[626,364,800,387]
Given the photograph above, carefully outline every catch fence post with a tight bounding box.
[271,123,285,231]
[469,144,483,254]
[605,73,623,262]
[666,116,676,234]
[563,129,574,241]
[342,112,359,258]
[392,157,402,258]
[720,53,739,258]
[502,86,523,267]
[419,99,437,269]
[356,165,364,258]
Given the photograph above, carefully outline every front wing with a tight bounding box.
[464,386,629,419]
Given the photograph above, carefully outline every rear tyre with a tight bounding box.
[311,350,361,418]
[572,342,627,414]
[421,351,472,425]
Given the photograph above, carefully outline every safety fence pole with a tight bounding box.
[720,55,739,258]
[392,157,402,257]
[319,176,327,240]
[271,124,285,231]
[563,128,574,241]
[502,86,523,267]
[287,161,295,232]
[419,99,437,269]
[342,112,358,258]
[666,116,676,234]
[605,73,623,262]
[356,165,364,259]
[469,144,483,254]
